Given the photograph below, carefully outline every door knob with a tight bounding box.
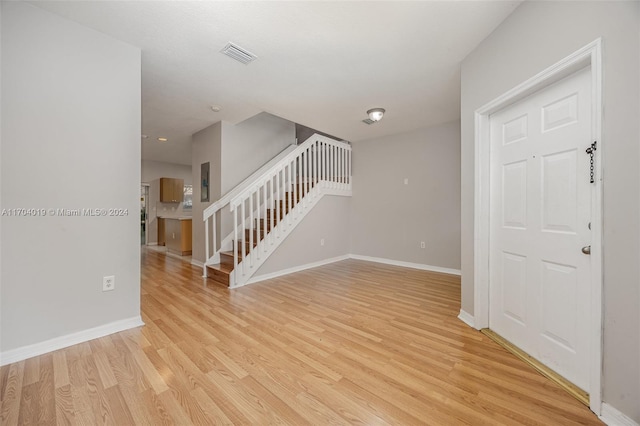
[581,245,591,255]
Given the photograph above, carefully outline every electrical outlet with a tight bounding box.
[420,241,426,249]
[320,238,325,246]
[103,275,115,292]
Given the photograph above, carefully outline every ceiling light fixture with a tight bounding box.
[210,105,222,112]
[158,137,168,142]
[367,108,385,122]
[141,134,148,139]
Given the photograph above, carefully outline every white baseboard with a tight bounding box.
[146,242,158,246]
[348,254,461,276]
[244,254,460,287]
[458,309,475,328]
[600,403,639,426]
[0,316,145,366]
[246,255,350,286]
[191,259,205,268]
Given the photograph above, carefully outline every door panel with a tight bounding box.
[542,93,578,132]
[503,114,528,144]
[502,161,528,229]
[501,251,528,325]
[489,66,592,391]
[540,260,578,352]
[541,150,578,233]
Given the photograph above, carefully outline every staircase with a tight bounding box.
[203,134,352,288]
[207,181,315,286]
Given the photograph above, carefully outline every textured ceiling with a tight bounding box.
[31,1,521,165]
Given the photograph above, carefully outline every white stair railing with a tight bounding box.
[203,133,352,287]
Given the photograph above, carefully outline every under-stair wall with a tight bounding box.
[249,196,351,281]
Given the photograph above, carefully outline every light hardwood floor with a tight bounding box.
[1,250,602,425]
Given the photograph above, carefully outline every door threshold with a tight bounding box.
[481,328,589,407]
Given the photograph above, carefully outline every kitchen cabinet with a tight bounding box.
[160,178,184,203]
[165,218,192,255]
[157,218,165,246]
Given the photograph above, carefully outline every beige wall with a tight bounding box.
[1,2,141,353]
[350,121,461,271]
[460,1,640,421]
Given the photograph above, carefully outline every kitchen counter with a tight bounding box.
[159,218,192,255]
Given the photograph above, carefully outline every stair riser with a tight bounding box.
[244,229,267,242]
[206,267,230,286]
[278,200,299,210]
[284,190,311,201]
[233,240,258,251]
[219,252,237,267]
[256,219,277,231]
[266,209,287,221]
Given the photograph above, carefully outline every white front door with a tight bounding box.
[489,66,592,391]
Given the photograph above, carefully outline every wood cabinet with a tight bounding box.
[165,219,192,255]
[160,178,184,203]
[157,218,165,246]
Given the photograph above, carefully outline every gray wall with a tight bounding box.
[142,160,193,185]
[0,2,3,355]
[1,3,141,352]
[221,112,295,193]
[191,113,295,263]
[253,196,351,278]
[350,121,461,271]
[460,1,639,421]
[191,122,222,263]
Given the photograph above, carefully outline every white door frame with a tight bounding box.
[473,39,603,413]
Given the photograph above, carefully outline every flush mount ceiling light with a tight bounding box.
[210,105,222,112]
[362,108,386,125]
[157,137,168,142]
[367,108,385,122]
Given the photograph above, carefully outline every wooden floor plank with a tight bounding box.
[0,251,602,425]
[53,385,75,426]
[0,361,25,426]
[51,352,70,390]
[37,354,56,425]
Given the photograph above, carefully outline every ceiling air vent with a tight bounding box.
[221,42,257,65]
[362,118,376,125]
